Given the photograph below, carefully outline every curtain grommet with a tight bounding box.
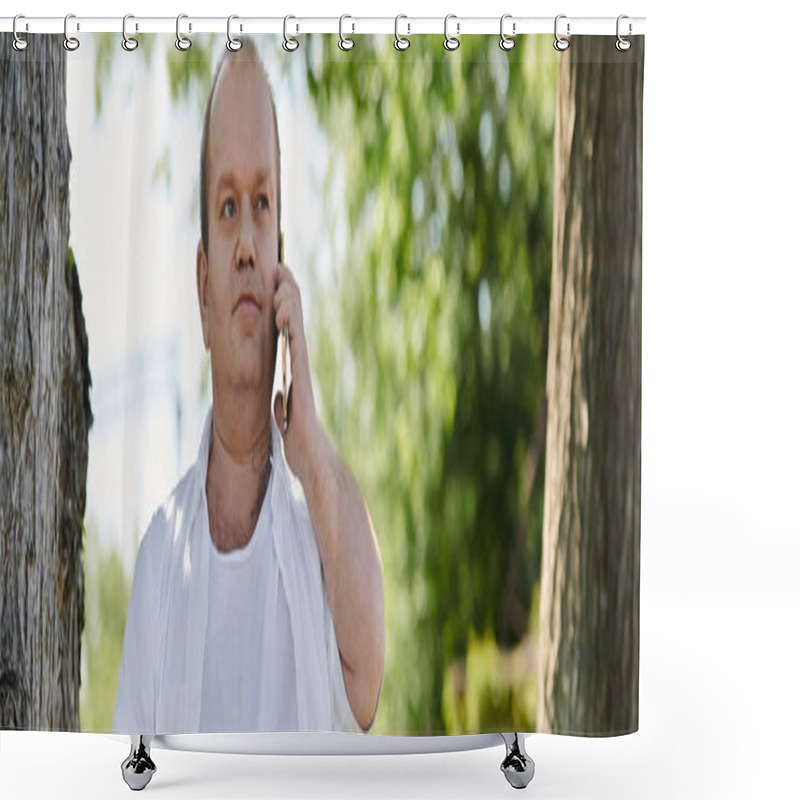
[175,14,192,51]
[394,14,410,51]
[122,14,138,51]
[444,14,460,51]
[499,14,516,51]
[616,15,632,51]
[339,14,355,51]
[12,14,28,51]
[226,15,242,52]
[282,15,299,52]
[63,14,80,51]
[554,14,570,51]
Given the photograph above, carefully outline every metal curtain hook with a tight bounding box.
[444,14,460,51]
[122,14,139,51]
[283,15,299,51]
[499,14,515,51]
[339,14,355,51]
[175,14,191,51]
[226,15,242,52]
[554,14,570,52]
[394,14,410,51]
[64,13,80,51]
[616,14,632,51]
[12,14,28,51]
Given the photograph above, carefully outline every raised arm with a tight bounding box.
[272,260,385,731]
[298,423,385,731]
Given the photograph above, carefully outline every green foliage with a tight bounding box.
[300,36,556,733]
[164,35,216,114]
[441,628,537,734]
[93,33,115,116]
[79,522,132,731]
[94,32,157,116]
[151,143,171,190]
[94,34,216,217]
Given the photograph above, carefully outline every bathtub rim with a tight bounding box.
[103,731,520,756]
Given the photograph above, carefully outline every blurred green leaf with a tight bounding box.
[302,35,556,733]
[79,522,132,731]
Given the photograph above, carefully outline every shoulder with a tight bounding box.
[288,482,322,567]
[272,441,315,541]
[135,462,199,571]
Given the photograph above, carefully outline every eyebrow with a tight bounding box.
[214,167,274,200]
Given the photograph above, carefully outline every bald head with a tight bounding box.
[195,36,283,412]
[200,36,281,256]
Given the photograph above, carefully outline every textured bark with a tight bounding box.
[538,36,643,735]
[0,35,92,730]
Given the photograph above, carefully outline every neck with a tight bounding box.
[206,390,273,553]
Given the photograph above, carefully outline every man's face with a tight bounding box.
[197,60,279,398]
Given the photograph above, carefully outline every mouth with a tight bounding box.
[234,292,262,314]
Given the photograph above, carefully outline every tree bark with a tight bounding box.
[538,36,643,735]
[0,35,92,730]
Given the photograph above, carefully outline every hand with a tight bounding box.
[273,260,319,483]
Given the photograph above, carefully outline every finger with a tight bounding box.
[273,281,295,326]
[275,297,304,351]
[274,295,296,337]
[276,260,297,290]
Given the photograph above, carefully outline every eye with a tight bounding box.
[222,198,235,219]
[257,193,269,211]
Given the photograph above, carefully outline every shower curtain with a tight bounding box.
[0,28,643,739]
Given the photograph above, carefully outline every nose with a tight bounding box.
[235,197,256,271]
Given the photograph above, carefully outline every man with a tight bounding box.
[113,38,385,735]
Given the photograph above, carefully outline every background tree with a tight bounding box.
[538,36,644,735]
[300,35,556,733]
[0,36,92,730]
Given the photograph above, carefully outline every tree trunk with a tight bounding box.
[0,35,92,730]
[538,36,643,735]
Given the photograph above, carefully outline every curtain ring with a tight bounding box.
[553,14,570,51]
[499,14,515,51]
[175,14,191,51]
[616,15,632,51]
[226,15,242,52]
[339,14,355,51]
[63,13,80,51]
[394,14,410,51]
[283,15,299,51]
[444,14,460,51]
[122,14,139,51]
[12,14,28,51]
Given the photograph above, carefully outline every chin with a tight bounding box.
[235,360,265,390]
[229,342,266,389]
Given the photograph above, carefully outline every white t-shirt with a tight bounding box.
[113,407,364,735]
[200,474,299,732]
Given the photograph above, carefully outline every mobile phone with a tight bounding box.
[278,231,289,432]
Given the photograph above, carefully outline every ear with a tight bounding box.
[197,238,210,350]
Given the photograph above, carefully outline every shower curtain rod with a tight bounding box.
[0,15,646,37]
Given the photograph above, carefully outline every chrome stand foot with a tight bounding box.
[121,735,156,791]
[500,733,535,789]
